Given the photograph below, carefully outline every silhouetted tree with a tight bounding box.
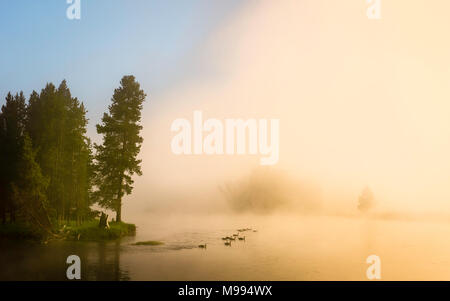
[358,186,374,212]
[0,92,27,222]
[94,76,146,222]
[11,134,51,232]
[0,80,94,230]
[0,100,6,223]
[220,168,321,213]
[0,77,147,232]
[26,81,93,223]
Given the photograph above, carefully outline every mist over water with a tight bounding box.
[104,0,450,281]
[126,0,450,218]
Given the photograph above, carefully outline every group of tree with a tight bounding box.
[358,186,374,212]
[220,168,321,214]
[0,75,145,233]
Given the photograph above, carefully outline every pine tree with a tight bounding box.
[358,186,374,212]
[27,83,65,220]
[63,97,93,224]
[11,134,51,232]
[0,106,6,223]
[26,81,93,223]
[0,92,27,222]
[94,76,146,222]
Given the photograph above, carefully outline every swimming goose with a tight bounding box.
[238,236,245,241]
[198,244,207,249]
[224,241,231,246]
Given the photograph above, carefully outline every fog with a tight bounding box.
[125,0,450,218]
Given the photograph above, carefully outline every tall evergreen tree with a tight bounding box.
[0,104,6,223]
[26,81,93,223]
[62,96,93,224]
[11,134,51,232]
[94,76,146,222]
[358,186,374,212]
[0,92,27,222]
[26,83,64,220]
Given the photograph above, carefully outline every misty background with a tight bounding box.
[3,0,450,219]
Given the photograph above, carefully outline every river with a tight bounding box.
[1,214,450,280]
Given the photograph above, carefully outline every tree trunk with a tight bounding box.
[116,176,123,223]
[116,199,122,223]
[116,134,126,224]
[99,212,109,228]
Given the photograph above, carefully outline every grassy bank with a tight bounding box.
[0,220,136,242]
[65,220,136,241]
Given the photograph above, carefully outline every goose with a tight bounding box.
[228,236,236,241]
[224,241,232,246]
[238,236,245,241]
[233,233,239,237]
[198,244,207,249]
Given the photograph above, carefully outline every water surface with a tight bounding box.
[1,214,450,280]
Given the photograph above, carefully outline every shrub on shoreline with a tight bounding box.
[0,220,136,242]
[66,220,136,241]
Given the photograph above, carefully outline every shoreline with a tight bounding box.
[0,220,136,243]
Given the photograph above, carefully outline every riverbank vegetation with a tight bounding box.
[0,76,146,240]
[64,220,136,241]
[0,219,136,242]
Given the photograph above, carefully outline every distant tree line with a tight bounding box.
[0,76,145,232]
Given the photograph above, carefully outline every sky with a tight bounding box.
[0,0,243,132]
[3,1,450,217]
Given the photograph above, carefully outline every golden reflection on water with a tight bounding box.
[121,214,450,281]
